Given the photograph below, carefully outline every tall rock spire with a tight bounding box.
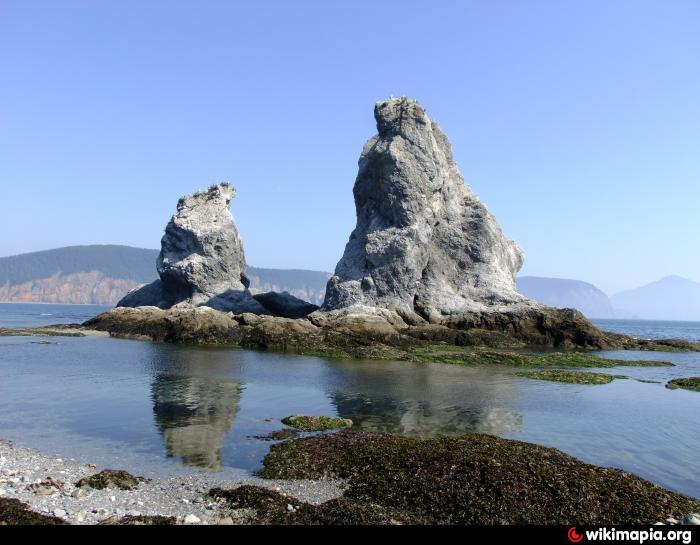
[323,97,527,322]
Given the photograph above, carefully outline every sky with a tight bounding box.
[1,0,698,295]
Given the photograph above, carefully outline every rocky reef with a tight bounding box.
[81,304,700,356]
[253,431,700,525]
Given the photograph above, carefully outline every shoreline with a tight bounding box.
[2,431,698,525]
[1,314,699,524]
[0,438,345,525]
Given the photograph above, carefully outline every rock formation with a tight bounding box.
[323,97,529,323]
[118,183,267,314]
[82,98,687,352]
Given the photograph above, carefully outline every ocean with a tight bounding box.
[0,303,698,498]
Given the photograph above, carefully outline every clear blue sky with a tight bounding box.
[1,0,698,294]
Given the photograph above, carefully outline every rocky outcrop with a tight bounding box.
[83,304,700,355]
[117,183,267,314]
[324,97,527,322]
[252,292,319,319]
[82,98,683,354]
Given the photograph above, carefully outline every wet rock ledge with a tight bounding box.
[77,305,699,358]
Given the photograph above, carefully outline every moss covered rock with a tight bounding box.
[76,469,145,490]
[666,377,700,392]
[516,369,615,385]
[259,431,700,525]
[281,415,353,431]
[0,498,67,525]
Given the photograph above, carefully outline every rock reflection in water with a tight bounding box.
[144,344,246,470]
[152,375,242,470]
[327,361,522,436]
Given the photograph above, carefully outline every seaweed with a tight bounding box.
[516,369,615,385]
[281,415,352,431]
[0,498,67,525]
[76,469,146,491]
[259,431,700,525]
[666,377,700,392]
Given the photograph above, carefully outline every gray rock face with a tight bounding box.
[117,183,266,314]
[323,97,527,321]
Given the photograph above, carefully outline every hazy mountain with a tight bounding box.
[5,246,697,320]
[246,267,330,306]
[0,245,331,306]
[611,276,700,321]
[0,245,158,305]
[516,276,615,319]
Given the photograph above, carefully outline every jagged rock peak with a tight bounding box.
[117,182,266,314]
[323,97,528,322]
[175,182,234,215]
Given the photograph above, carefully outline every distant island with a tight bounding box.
[0,245,330,306]
[2,245,698,322]
[516,276,616,319]
[611,276,700,322]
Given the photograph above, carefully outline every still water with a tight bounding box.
[0,304,698,497]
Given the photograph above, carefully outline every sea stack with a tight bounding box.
[117,183,266,314]
[323,97,529,323]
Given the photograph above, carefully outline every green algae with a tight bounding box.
[299,348,354,360]
[281,415,352,431]
[666,377,700,392]
[0,498,67,525]
[409,346,673,368]
[517,369,615,385]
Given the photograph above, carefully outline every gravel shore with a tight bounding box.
[0,438,345,525]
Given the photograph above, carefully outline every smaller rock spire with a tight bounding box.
[117,182,266,314]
